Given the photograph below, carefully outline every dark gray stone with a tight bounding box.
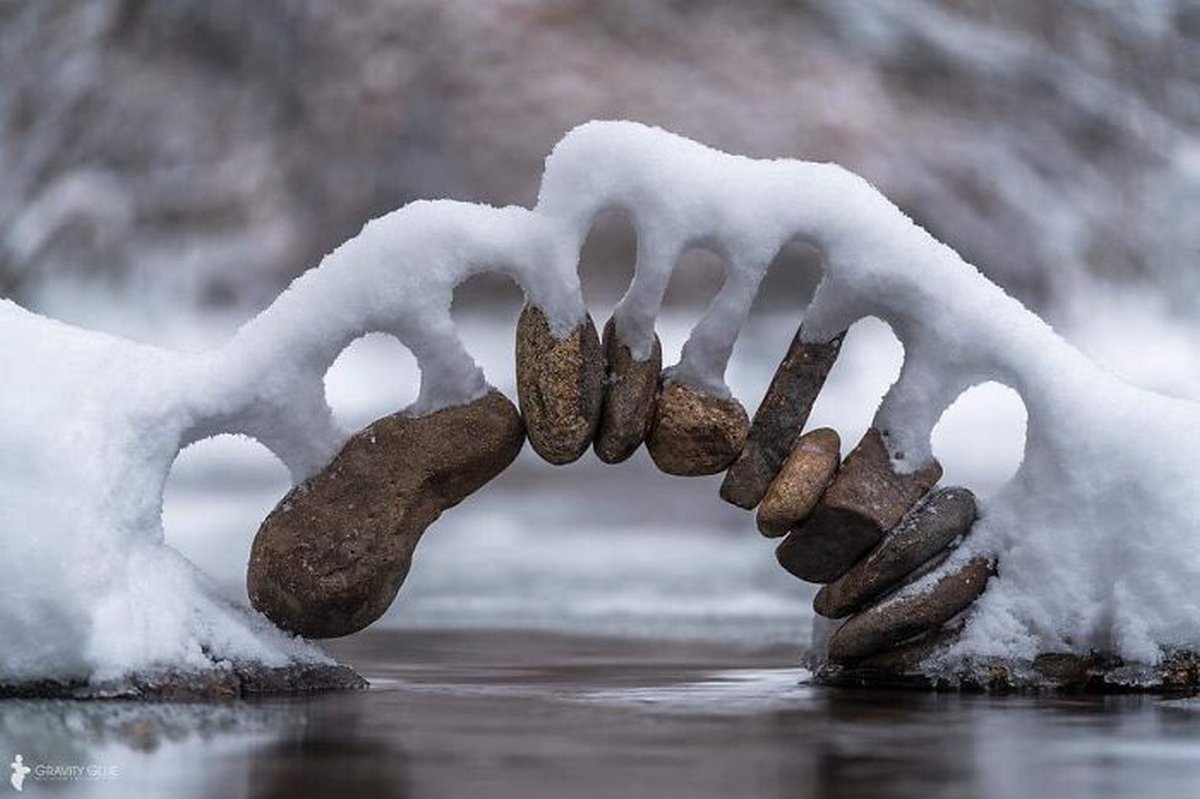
[826,556,993,663]
[814,624,963,689]
[776,428,942,583]
[814,487,977,617]
[720,327,844,509]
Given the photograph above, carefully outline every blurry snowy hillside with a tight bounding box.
[3,0,1198,323]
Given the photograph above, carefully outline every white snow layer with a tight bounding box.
[2,120,1198,684]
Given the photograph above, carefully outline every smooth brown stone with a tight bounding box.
[594,317,661,464]
[853,623,963,673]
[814,486,977,617]
[813,624,963,689]
[720,327,844,509]
[646,379,749,476]
[826,556,993,663]
[776,428,943,583]
[248,390,525,638]
[756,428,840,537]
[515,304,604,465]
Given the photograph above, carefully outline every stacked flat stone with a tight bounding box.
[776,428,944,583]
[717,320,992,680]
[755,427,841,537]
[721,327,844,508]
[763,426,988,670]
[813,487,979,619]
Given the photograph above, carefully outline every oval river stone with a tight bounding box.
[515,304,604,465]
[646,379,749,476]
[248,390,525,639]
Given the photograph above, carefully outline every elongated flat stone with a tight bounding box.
[646,380,749,476]
[776,428,942,583]
[515,304,604,465]
[756,427,840,537]
[814,487,977,617]
[248,390,525,638]
[813,624,963,689]
[720,327,844,509]
[826,556,993,663]
[594,317,661,464]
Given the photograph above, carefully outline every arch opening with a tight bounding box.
[324,332,420,431]
[162,434,291,605]
[805,316,905,451]
[931,381,1028,496]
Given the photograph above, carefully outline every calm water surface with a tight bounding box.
[3,629,1199,799]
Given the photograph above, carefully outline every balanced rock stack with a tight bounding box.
[247,307,994,689]
[716,324,993,684]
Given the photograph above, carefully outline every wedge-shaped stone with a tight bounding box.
[646,380,749,476]
[826,556,993,663]
[516,304,604,465]
[814,487,977,617]
[594,317,661,464]
[720,327,844,509]
[248,390,525,638]
[756,427,840,537]
[776,428,942,583]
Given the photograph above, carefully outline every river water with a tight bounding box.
[3,629,1200,798]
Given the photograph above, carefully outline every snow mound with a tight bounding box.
[2,120,1197,685]
[0,201,585,685]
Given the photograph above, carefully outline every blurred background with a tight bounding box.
[4,0,1199,648]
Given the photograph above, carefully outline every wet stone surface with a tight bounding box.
[814,487,978,618]
[776,428,943,583]
[594,317,661,464]
[825,556,993,663]
[515,304,604,465]
[248,389,525,639]
[756,427,841,538]
[720,327,844,509]
[646,380,750,476]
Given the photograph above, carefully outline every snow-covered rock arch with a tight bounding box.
[1,120,1197,696]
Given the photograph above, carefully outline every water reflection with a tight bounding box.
[2,631,1199,798]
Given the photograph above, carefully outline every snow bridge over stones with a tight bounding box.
[6,121,1199,696]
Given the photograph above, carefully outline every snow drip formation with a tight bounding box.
[2,120,1199,688]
